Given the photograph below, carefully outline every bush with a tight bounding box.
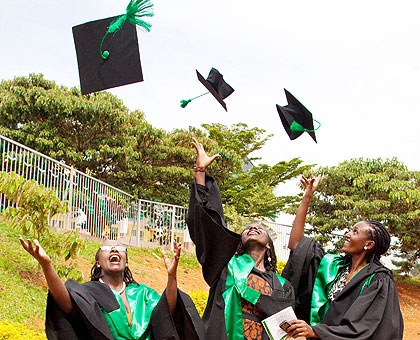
[189,289,209,317]
[276,261,286,275]
[0,320,46,340]
[0,171,83,281]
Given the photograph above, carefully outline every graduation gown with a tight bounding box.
[186,176,295,340]
[45,279,205,340]
[282,236,404,340]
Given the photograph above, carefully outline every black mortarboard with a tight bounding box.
[72,0,153,95]
[180,68,234,111]
[276,89,320,143]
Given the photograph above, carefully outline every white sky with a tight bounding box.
[1,0,420,204]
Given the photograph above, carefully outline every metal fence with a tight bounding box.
[0,134,291,259]
[263,221,292,262]
[0,135,190,250]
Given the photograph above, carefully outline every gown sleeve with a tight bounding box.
[312,272,404,340]
[45,280,117,340]
[281,236,325,322]
[150,289,206,340]
[186,176,241,286]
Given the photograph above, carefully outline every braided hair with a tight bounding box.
[90,247,139,285]
[365,219,391,264]
[236,223,278,273]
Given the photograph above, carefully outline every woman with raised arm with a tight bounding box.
[281,171,404,339]
[19,237,204,340]
[186,137,295,340]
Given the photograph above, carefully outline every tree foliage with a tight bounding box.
[0,74,309,219]
[0,171,83,280]
[296,158,420,270]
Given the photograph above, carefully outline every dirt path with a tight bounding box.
[396,281,420,340]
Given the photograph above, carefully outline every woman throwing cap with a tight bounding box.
[282,171,403,339]
[187,138,295,340]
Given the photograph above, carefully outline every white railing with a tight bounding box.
[262,221,292,262]
[0,135,190,250]
[0,134,292,258]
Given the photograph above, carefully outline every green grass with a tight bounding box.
[0,221,47,325]
[395,274,420,286]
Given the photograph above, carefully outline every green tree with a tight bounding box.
[0,74,309,220]
[298,158,420,271]
[202,123,311,219]
[0,73,136,187]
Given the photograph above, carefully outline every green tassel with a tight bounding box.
[100,0,154,60]
[290,120,305,132]
[125,0,154,31]
[180,99,192,108]
[290,119,322,132]
[179,92,209,108]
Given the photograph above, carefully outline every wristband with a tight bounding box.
[193,167,206,173]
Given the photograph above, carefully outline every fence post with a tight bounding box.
[136,200,141,248]
[170,206,176,251]
[67,168,75,230]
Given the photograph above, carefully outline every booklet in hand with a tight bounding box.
[261,306,306,340]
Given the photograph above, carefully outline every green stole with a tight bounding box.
[222,254,286,340]
[101,283,161,340]
[310,254,374,325]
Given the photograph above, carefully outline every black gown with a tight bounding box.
[186,176,295,340]
[45,279,205,340]
[282,236,404,340]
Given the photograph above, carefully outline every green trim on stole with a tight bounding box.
[101,283,160,340]
[310,254,346,325]
[359,273,376,295]
[310,255,372,325]
[222,254,286,340]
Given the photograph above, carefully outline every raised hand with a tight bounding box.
[192,137,220,170]
[19,235,74,314]
[301,169,322,198]
[162,242,182,278]
[19,236,51,268]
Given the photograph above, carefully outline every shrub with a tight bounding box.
[276,261,286,275]
[189,289,209,317]
[0,171,83,281]
[0,320,46,340]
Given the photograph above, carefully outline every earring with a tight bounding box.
[97,264,100,268]
[268,256,272,263]
[363,246,367,250]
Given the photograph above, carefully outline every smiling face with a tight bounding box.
[95,240,128,275]
[342,221,375,255]
[241,224,270,249]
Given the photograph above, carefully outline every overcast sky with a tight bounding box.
[1,0,420,203]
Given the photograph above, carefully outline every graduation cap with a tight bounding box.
[180,68,234,111]
[276,89,320,143]
[72,0,154,95]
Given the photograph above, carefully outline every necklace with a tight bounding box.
[99,278,126,295]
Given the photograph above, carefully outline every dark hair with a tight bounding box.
[365,219,391,263]
[236,223,278,273]
[90,247,139,285]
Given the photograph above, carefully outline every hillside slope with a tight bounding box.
[0,221,418,339]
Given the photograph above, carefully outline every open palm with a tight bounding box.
[19,236,51,267]
[162,242,181,277]
[301,169,322,197]
[192,137,220,169]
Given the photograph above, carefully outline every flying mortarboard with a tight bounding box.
[180,68,235,111]
[276,89,320,143]
[72,0,154,95]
